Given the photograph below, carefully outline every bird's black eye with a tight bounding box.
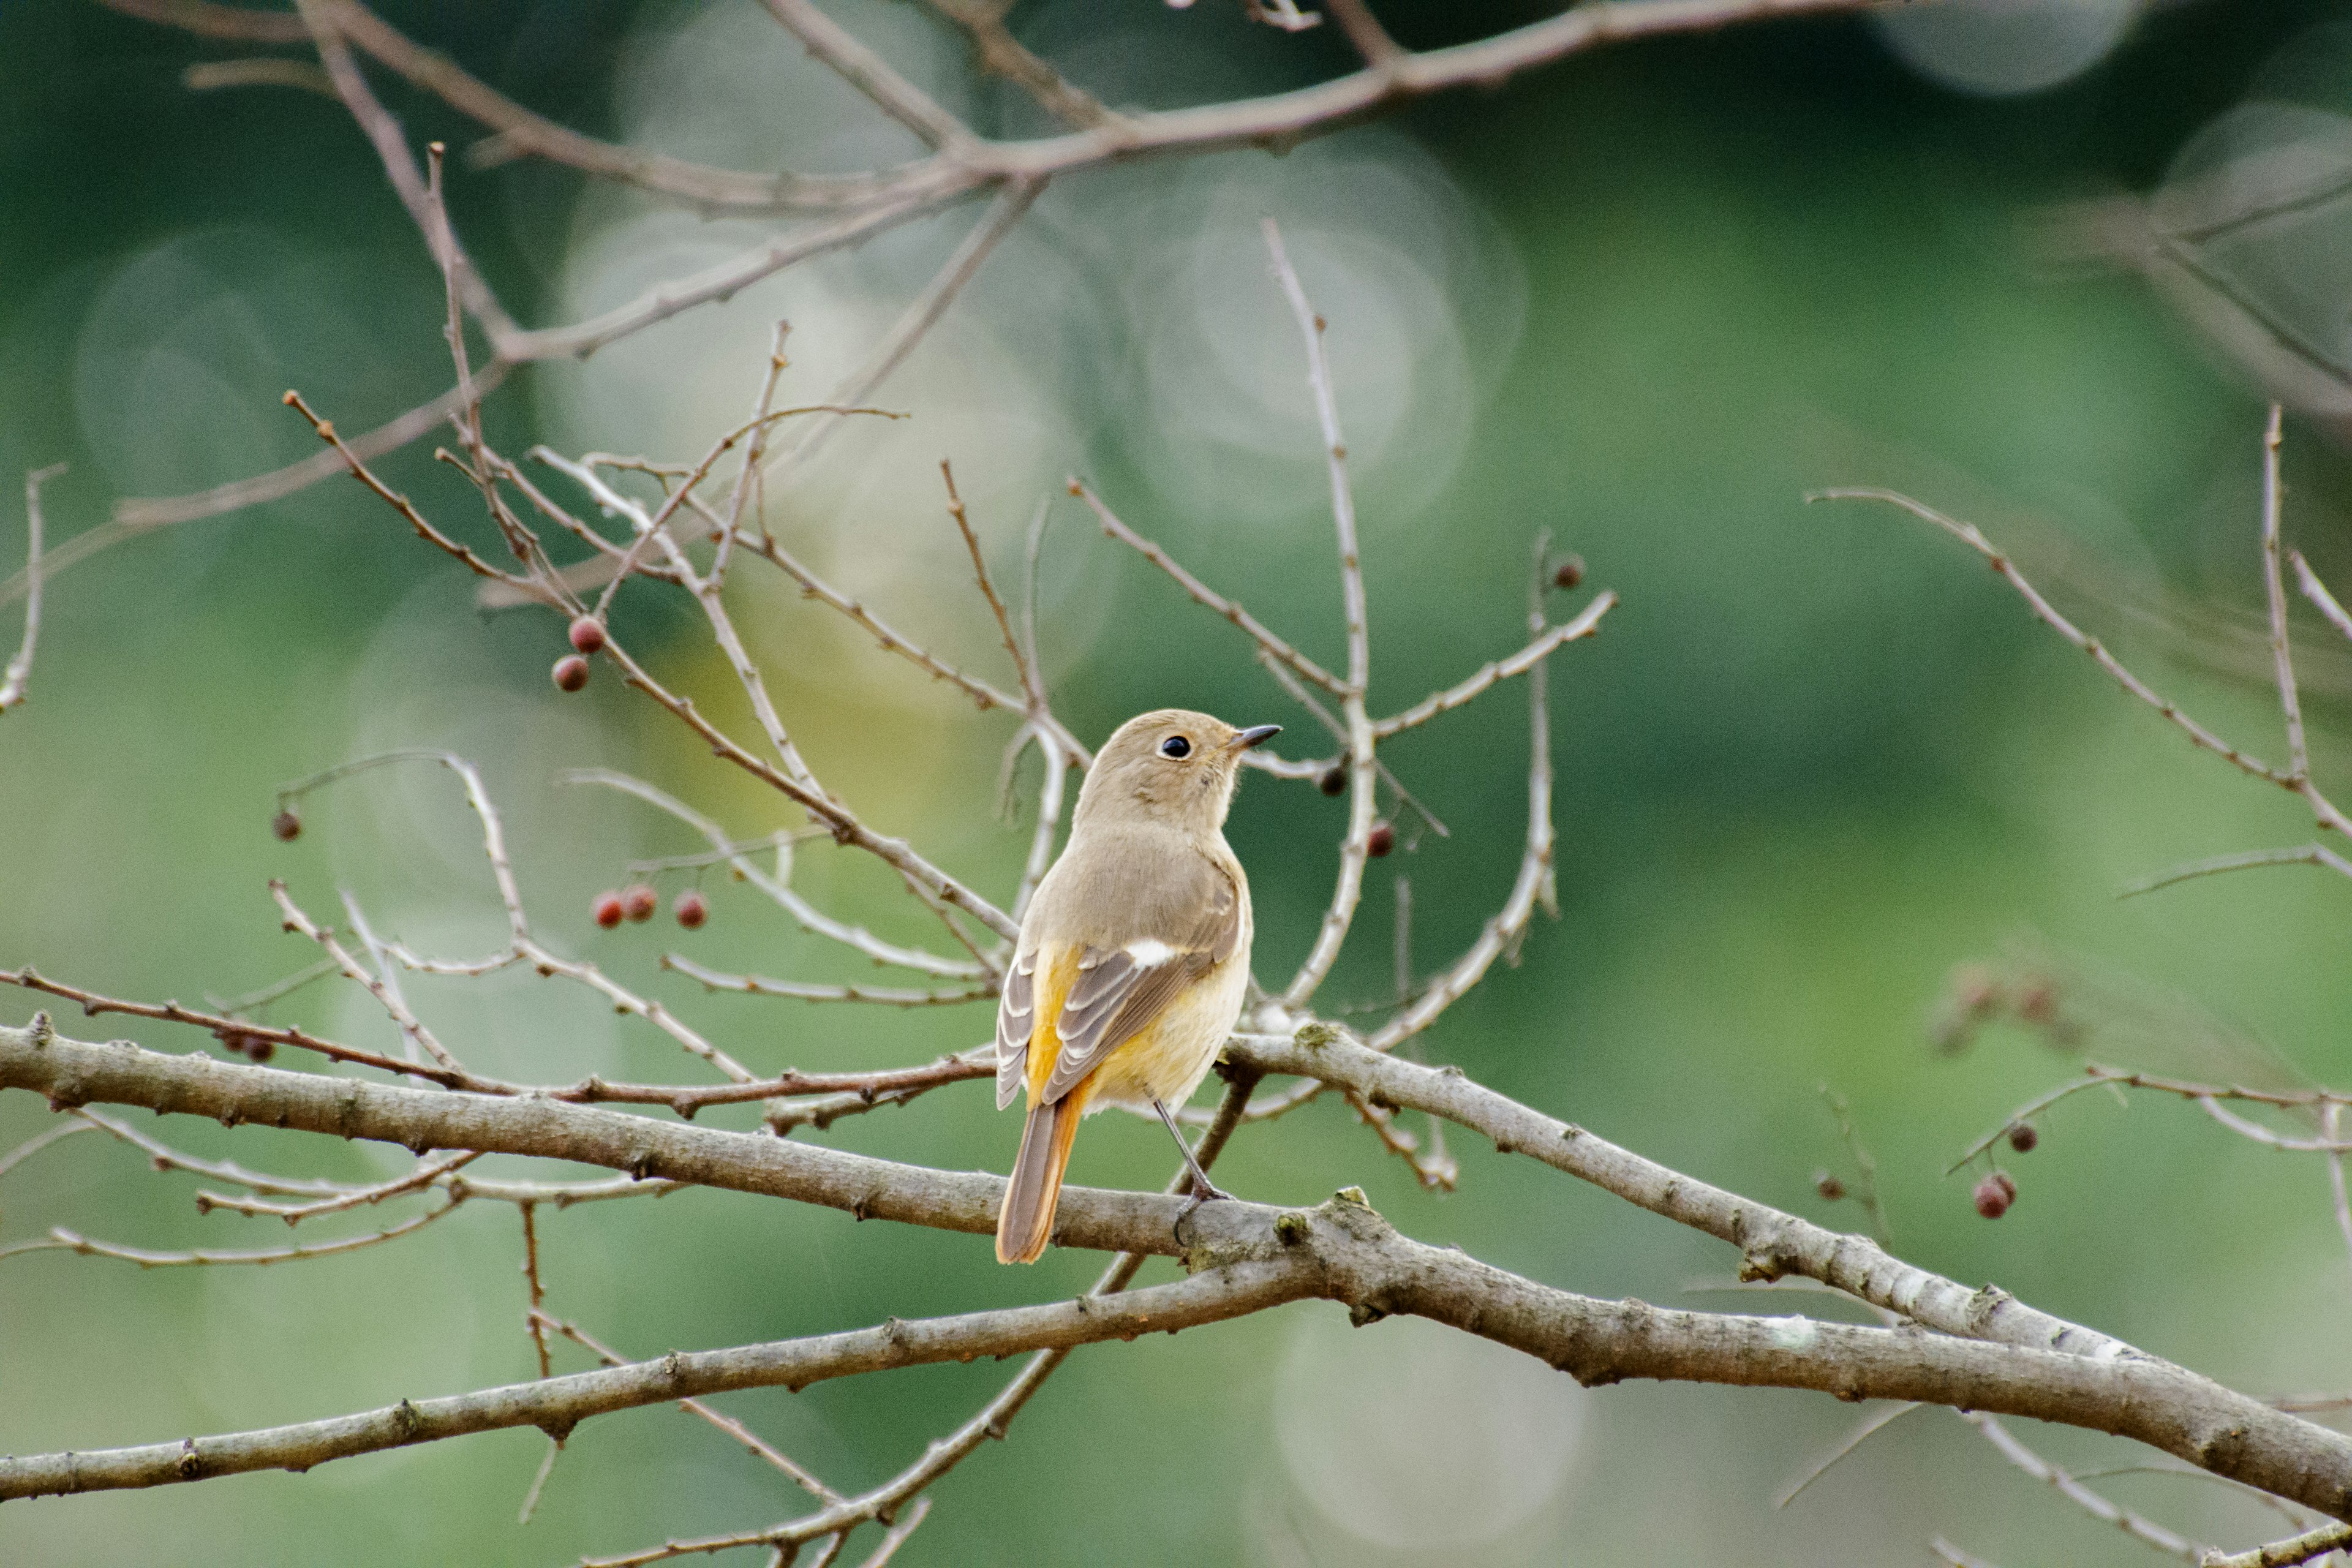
[1160,735,1191,759]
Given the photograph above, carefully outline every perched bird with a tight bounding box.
[994,709,1281,1264]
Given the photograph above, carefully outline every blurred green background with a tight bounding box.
[7,1,2352,1562]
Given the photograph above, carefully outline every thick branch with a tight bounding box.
[7,1020,2352,1525]
[1229,1027,2135,1359]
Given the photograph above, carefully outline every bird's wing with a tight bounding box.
[995,946,1036,1111]
[1036,861,1242,1106]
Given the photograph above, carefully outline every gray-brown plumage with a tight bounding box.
[993,709,1278,1264]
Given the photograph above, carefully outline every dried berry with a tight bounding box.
[2007,1123,2038,1153]
[270,809,301,842]
[1319,766,1347,797]
[1972,1170,2016,1219]
[568,616,606,656]
[674,891,708,930]
[592,891,625,929]
[244,1036,275,1064]
[1551,554,1585,591]
[621,884,658,922]
[1813,1169,1846,1202]
[552,655,590,693]
[1366,820,1395,858]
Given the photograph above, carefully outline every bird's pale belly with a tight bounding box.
[1082,952,1250,1115]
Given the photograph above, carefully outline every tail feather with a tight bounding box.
[997,1087,1087,1264]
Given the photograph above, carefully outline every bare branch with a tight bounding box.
[1962,1409,2208,1563]
[290,0,518,350]
[539,1311,841,1504]
[940,461,1046,718]
[1264,217,1376,1011]
[282,390,545,598]
[2259,405,2307,781]
[0,466,62,715]
[194,1151,479,1224]
[586,639,1020,944]
[755,0,976,154]
[758,178,1046,487]
[1815,488,2352,835]
[2292,550,2352,645]
[1069,480,1347,695]
[922,1,1110,128]
[10,1199,461,1270]
[560,770,989,978]
[2203,1521,2352,1568]
[1229,1026,2134,1358]
[2122,844,2352,897]
[64,0,1898,568]
[662,956,993,1009]
[1372,592,1614,739]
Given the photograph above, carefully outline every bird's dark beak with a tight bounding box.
[1231,724,1282,751]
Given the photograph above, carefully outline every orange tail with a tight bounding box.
[997,1084,1089,1264]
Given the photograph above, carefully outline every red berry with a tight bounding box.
[1551,554,1585,590]
[270,809,301,842]
[1318,766,1347,797]
[2008,1123,2038,1153]
[1366,821,1395,858]
[568,616,606,655]
[552,655,590,693]
[621,884,658,922]
[592,891,625,929]
[1972,1171,2015,1219]
[673,891,708,929]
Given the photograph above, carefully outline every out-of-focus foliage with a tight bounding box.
[4,2,2352,1563]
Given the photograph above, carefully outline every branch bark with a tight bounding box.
[6,1020,2352,1523]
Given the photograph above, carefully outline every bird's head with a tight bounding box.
[1073,709,1281,834]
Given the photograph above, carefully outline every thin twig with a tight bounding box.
[560,770,989,978]
[1264,217,1376,1011]
[662,956,993,1009]
[1774,1401,1923,1508]
[0,466,62,714]
[2202,1521,2352,1568]
[2259,405,2307,782]
[2291,551,2352,646]
[755,0,975,154]
[1068,480,1346,695]
[540,1311,841,1504]
[2122,844,2352,897]
[1961,1410,2208,1563]
[1817,487,2352,835]
[1372,594,1613,739]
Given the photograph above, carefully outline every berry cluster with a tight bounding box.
[592,885,707,931]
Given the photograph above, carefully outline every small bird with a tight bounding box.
[994,709,1280,1264]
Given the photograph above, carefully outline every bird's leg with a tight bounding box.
[1153,1096,1234,1216]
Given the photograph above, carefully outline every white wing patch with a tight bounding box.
[1124,938,1177,967]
